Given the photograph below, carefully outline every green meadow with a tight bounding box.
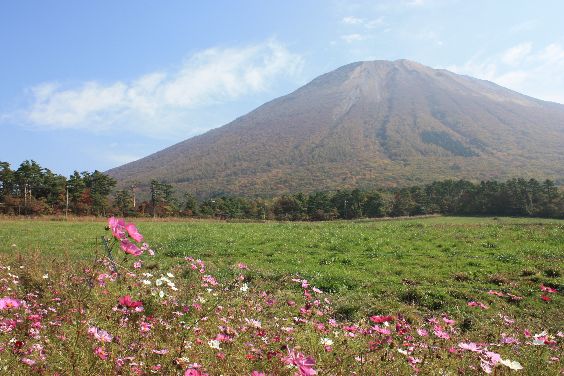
[1,216,561,330]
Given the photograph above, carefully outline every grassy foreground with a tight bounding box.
[0,216,562,374]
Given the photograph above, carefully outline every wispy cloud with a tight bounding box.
[501,42,532,65]
[342,16,364,25]
[9,40,303,138]
[341,15,384,29]
[447,42,564,104]
[340,33,367,43]
[404,0,426,6]
[339,15,385,44]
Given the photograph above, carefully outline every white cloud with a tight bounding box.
[405,0,426,5]
[447,42,564,104]
[341,33,367,43]
[501,42,532,65]
[13,40,303,137]
[341,15,384,29]
[342,16,363,25]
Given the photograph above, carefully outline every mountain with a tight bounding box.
[107,59,564,197]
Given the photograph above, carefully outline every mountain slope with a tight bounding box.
[107,59,564,197]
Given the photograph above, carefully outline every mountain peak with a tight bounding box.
[108,60,564,197]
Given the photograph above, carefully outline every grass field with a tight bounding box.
[0,216,562,374]
[1,216,562,320]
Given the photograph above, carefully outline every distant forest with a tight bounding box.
[1,160,563,219]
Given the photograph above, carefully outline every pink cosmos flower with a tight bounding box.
[237,263,249,270]
[292,278,309,289]
[458,342,482,352]
[21,358,36,366]
[433,325,450,339]
[540,284,557,293]
[0,297,21,310]
[202,275,218,286]
[416,328,428,337]
[126,223,144,242]
[88,326,113,343]
[282,348,317,376]
[501,315,515,325]
[120,240,142,256]
[484,351,501,365]
[480,360,493,374]
[94,347,108,360]
[108,217,127,240]
[442,317,456,326]
[468,301,489,309]
[487,290,505,297]
[140,321,152,333]
[251,372,266,376]
[118,295,143,310]
[370,315,394,324]
[152,349,168,355]
[500,334,519,344]
[372,325,392,335]
[185,369,208,376]
[507,293,523,301]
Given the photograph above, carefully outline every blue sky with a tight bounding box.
[1,0,563,176]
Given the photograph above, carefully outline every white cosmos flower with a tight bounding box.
[208,339,221,350]
[500,358,523,370]
[320,337,333,346]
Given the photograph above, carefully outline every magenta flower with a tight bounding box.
[416,328,428,337]
[202,275,218,286]
[108,216,127,240]
[433,325,450,339]
[88,326,113,343]
[21,358,36,366]
[458,342,482,352]
[487,290,505,297]
[282,348,317,376]
[0,297,21,310]
[372,325,392,335]
[468,301,489,309]
[118,295,143,310]
[126,223,144,242]
[500,334,519,344]
[442,317,456,326]
[540,284,557,293]
[185,369,208,376]
[94,347,108,360]
[370,315,394,324]
[120,240,142,256]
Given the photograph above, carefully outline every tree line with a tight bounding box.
[1,160,562,219]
